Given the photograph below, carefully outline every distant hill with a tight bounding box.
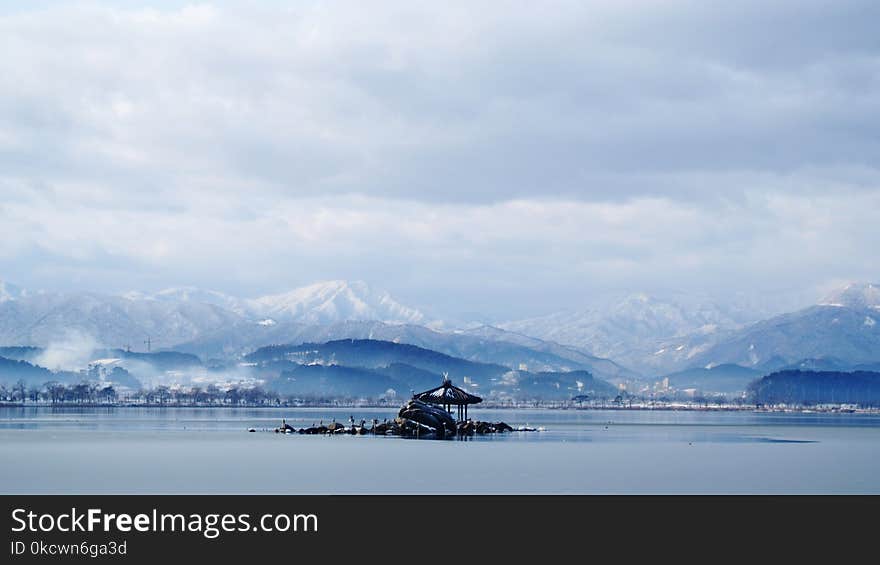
[247,339,617,401]
[0,279,633,382]
[500,293,769,374]
[0,291,242,350]
[506,370,617,400]
[688,305,880,372]
[777,357,880,373]
[0,347,196,388]
[100,349,203,371]
[652,283,880,373]
[5,278,880,383]
[0,346,42,362]
[748,370,880,406]
[374,363,446,394]
[273,364,401,399]
[0,356,78,386]
[186,320,633,380]
[0,355,141,390]
[246,339,513,382]
[502,283,880,375]
[271,361,481,400]
[267,363,616,402]
[0,356,54,386]
[662,364,762,393]
[453,325,635,380]
[0,280,428,350]
[820,282,880,310]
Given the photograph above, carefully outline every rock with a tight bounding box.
[327,421,344,433]
[474,422,492,434]
[494,422,513,432]
[397,399,457,436]
[400,408,441,432]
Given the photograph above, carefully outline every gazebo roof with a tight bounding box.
[413,376,482,406]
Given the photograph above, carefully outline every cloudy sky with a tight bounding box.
[1,0,878,319]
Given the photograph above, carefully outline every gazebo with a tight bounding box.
[413,375,482,422]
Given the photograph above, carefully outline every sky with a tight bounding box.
[1,0,879,319]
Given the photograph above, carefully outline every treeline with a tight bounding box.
[0,380,402,407]
[1,379,732,408]
[6,371,880,408]
[0,380,118,404]
[747,370,880,407]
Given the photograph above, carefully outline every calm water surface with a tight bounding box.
[2,407,879,494]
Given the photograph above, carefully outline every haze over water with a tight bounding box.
[3,407,879,494]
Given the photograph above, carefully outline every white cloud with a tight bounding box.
[0,1,878,317]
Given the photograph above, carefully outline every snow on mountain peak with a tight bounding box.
[248,280,426,325]
[819,282,880,310]
[120,286,248,315]
[498,291,759,374]
[111,280,428,325]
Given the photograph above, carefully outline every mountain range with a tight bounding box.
[245,339,618,401]
[0,279,631,382]
[0,338,619,402]
[0,280,425,349]
[502,283,880,377]
[644,284,880,375]
[1,278,879,393]
[175,320,634,381]
[499,292,783,374]
[128,280,427,327]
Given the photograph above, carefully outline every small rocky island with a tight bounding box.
[266,377,537,438]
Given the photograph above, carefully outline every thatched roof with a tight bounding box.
[413,377,482,406]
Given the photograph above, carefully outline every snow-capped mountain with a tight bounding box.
[650,283,880,374]
[247,280,426,325]
[0,280,428,351]
[819,282,880,310]
[0,290,243,350]
[173,319,635,381]
[150,286,250,315]
[681,302,880,373]
[5,277,878,380]
[499,293,761,373]
[122,280,428,325]
[0,279,633,381]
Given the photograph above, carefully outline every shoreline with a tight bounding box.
[1,401,878,414]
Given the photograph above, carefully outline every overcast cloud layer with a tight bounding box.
[1,1,878,318]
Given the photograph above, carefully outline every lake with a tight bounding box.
[2,406,879,494]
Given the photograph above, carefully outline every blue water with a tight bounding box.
[2,407,879,493]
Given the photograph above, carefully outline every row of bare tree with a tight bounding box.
[0,380,403,407]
